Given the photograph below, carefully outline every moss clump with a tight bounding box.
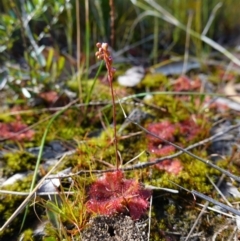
[0,175,41,240]
[73,127,124,170]
[21,229,34,241]
[141,73,169,89]
[149,154,213,194]
[3,151,37,176]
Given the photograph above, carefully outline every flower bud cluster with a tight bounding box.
[95,42,115,82]
[96,42,110,59]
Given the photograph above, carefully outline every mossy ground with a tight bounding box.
[1,69,240,240]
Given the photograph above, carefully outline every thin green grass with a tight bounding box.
[131,0,240,66]
[84,0,90,80]
[85,60,104,105]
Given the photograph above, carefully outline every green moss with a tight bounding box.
[3,151,37,175]
[21,229,34,241]
[0,113,14,122]
[141,73,169,89]
[0,175,40,240]
[166,204,177,217]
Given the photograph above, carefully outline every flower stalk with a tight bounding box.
[96,42,119,168]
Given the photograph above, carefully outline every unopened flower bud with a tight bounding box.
[102,43,108,51]
[96,42,101,48]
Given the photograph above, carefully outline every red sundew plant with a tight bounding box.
[146,121,177,158]
[147,118,202,147]
[146,121,175,158]
[154,159,183,175]
[146,121,184,175]
[147,121,176,144]
[173,75,201,91]
[85,43,152,221]
[148,143,176,156]
[146,117,204,175]
[0,121,35,141]
[177,118,201,141]
[86,170,151,220]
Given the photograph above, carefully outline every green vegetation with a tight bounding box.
[0,0,240,240]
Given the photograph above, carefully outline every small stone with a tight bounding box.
[118,66,145,87]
